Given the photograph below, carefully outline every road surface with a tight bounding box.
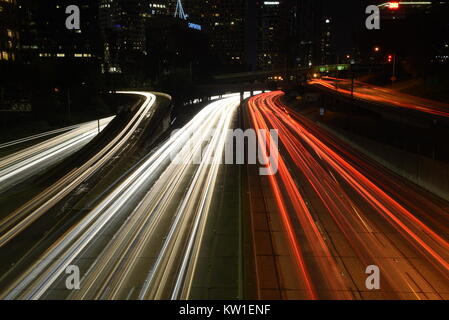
[0,94,244,300]
[0,92,156,248]
[245,91,449,300]
[0,117,114,194]
[309,77,449,118]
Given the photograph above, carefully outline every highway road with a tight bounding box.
[0,94,244,300]
[3,89,448,301]
[245,91,449,299]
[0,92,156,248]
[309,77,449,118]
[0,117,114,194]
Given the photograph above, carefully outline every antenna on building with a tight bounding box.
[174,0,187,20]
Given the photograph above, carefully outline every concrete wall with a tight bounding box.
[321,124,449,203]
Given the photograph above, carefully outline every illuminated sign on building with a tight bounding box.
[188,22,201,31]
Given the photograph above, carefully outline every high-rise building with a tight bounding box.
[183,0,247,72]
[0,0,19,64]
[18,0,100,64]
[99,0,171,74]
[256,0,289,71]
[99,0,146,74]
[289,0,323,69]
[320,17,332,65]
[147,1,170,16]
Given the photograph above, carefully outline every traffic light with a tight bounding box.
[388,55,393,63]
[388,2,400,10]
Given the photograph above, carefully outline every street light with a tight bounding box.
[374,47,380,52]
[388,2,400,10]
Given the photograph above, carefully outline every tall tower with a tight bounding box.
[174,0,187,20]
[257,0,289,71]
[293,0,323,68]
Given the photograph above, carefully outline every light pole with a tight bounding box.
[389,54,397,87]
[351,64,355,99]
[335,56,339,92]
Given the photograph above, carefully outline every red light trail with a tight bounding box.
[309,77,449,118]
[247,91,449,299]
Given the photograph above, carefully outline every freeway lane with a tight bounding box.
[309,77,449,118]
[0,123,88,150]
[0,94,243,300]
[0,117,114,194]
[246,91,449,299]
[0,92,155,248]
